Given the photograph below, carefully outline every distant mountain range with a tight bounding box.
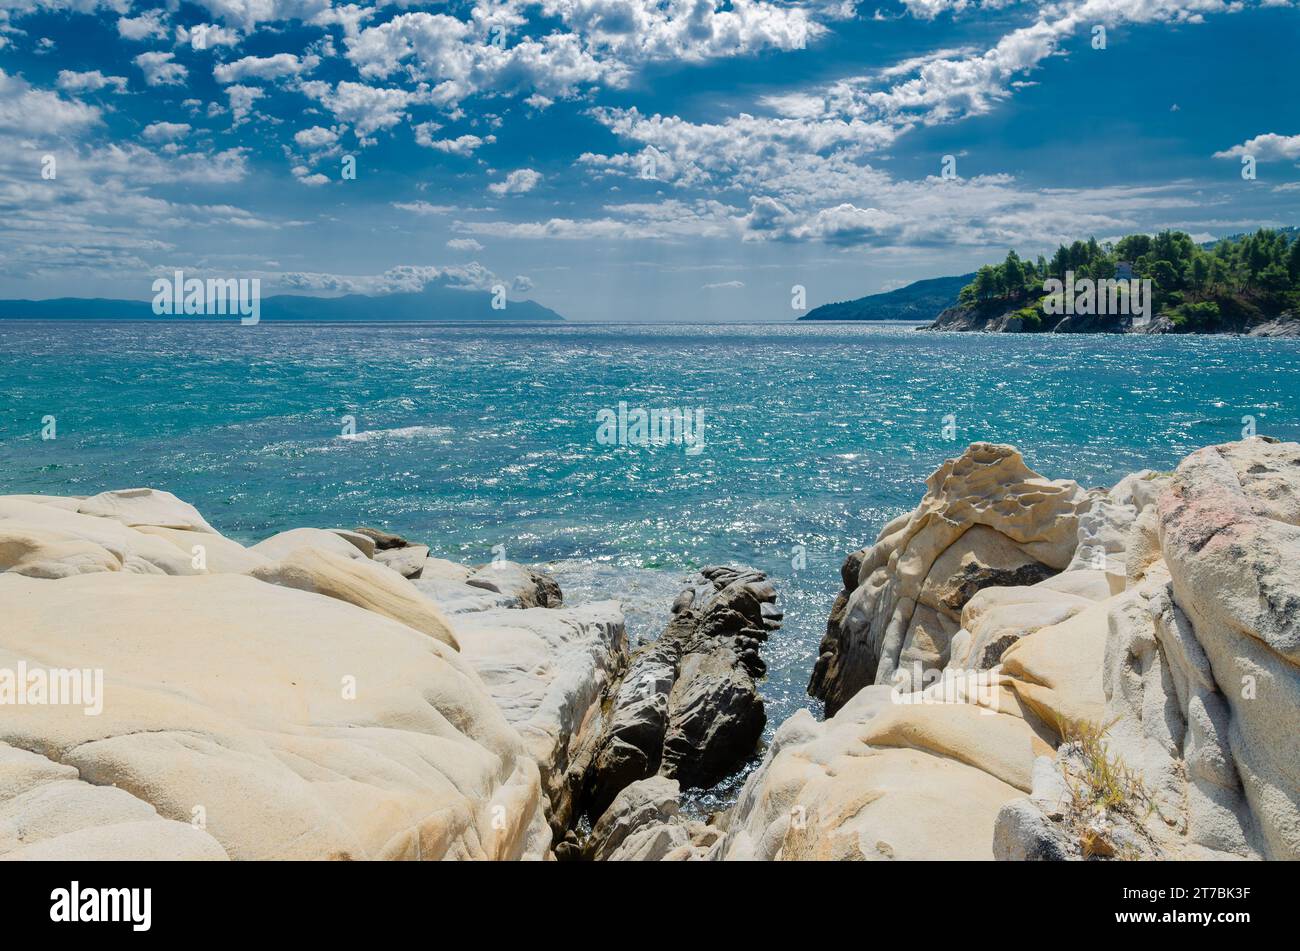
[797,273,975,322]
[0,283,565,322]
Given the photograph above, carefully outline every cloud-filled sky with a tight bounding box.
[2,0,1298,320]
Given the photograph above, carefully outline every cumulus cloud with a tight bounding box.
[213,53,319,84]
[488,168,541,195]
[1213,132,1300,162]
[446,237,485,251]
[177,23,242,48]
[300,79,421,142]
[190,0,332,31]
[0,69,101,136]
[141,121,191,142]
[292,164,330,186]
[56,69,128,94]
[293,125,339,149]
[134,51,188,87]
[418,133,494,156]
[225,84,264,126]
[117,10,168,40]
[344,13,617,107]
[276,262,528,294]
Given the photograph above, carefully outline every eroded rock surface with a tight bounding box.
[0,489,622,861]
[743,438,1299,862]
[810,443,1091,713]
[579,566,778,821]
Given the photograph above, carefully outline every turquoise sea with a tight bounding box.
[4,319,1299,806]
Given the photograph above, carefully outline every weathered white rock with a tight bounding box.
[249,546,459,649]
[329,529,376,559]
[420,557,474,583]
[0,744,229,861]
[946,584,1095,673]
[1151,439,1300,859]
[811,444,1090,710]
[586,776,683,861]
[0,497,199,577]
[465,562,562,609]
[0,571,551,860]
[452,602,627,830]
[77,488,218,535]
[782,440,1300,863]
[1066,470,1166,581]
[250,527,369,563]
[719,703,1033,861]
[410,575,519,615]
[375,544,430,579]
[135,526,269,574]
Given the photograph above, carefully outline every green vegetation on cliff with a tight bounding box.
[952,227,1300,331]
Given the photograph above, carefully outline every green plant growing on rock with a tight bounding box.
[1053,715,1161,860]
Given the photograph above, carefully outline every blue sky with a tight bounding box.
[2,0,1298,321]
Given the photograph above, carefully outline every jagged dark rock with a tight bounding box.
[353,526,415,550]
[808,548,867,710]
[578,566,779,821]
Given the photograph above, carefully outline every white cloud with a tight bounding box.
[213,53,319,84]
[56,69,128,94]
[488,168,541,195]
[703,279,744,288]
[419,133,493,156]
[300,80,421,142]
[292,164,330,186]
[141,121,191,142]
[411,120,441,145]
[293,125,339,149]
[446,237,484,251]
[1213,132,1300,162]
[134,51,188,87]
[458,198,742,240]
[393,200,456,215]
[0,69,101,136]
[176,23,242,48]
[226,84,264,126]
[71,143,250,184]
[277,262,522,294]
[343,12,619,106]
[190,0,332,31]
[117,10,168,41]
[899,0,1020,19]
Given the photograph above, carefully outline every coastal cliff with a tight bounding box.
[925,299,1300,335]
[924,228,1300,334]
[2,438,1297,860]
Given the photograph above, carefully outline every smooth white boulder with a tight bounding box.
[249,546,459,649]
[0,571,550,860]
[453,602,627,829]
[250,527,369,563]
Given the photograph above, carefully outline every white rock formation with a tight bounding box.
[810,443,1092,711]
[729,439,1299,862]
[452,602,628,831]
[0,490,632,861]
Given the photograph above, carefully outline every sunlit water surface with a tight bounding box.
[4,319,1298,809]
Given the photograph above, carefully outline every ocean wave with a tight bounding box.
[337,425,452,442]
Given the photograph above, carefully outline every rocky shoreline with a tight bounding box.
[923,299,1300,335]
[1,437,1296,860]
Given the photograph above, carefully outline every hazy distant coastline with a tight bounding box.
[0,284,564,323]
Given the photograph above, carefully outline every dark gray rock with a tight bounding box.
[353,526,415,550]
[578,565,779,820]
